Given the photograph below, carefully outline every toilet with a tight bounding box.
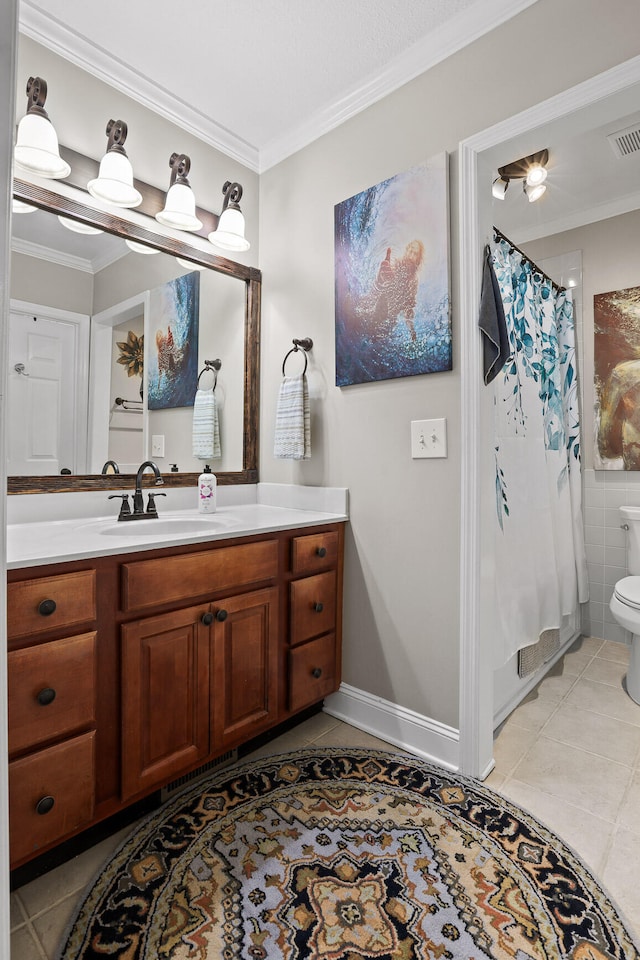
[609,505,640,704]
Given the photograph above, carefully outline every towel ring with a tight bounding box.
[282,337,313,377]
[197,358,221,390]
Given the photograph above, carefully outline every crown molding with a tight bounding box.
[11,235,94,272]
[18,1,260,172]
[258,0,540,171]
[19,0,538,175]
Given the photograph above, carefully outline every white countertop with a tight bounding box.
[7,484,348,569]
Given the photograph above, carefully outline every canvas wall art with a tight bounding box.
[334,154,451,387]
[148,271,200,410]
[594,283,640,469]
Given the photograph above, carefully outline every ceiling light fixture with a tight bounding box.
[14,76,71,180]
[208,181,250,252]
[87,119,142,208]
[492,149,549,203]
[12,199,38,214]
[156,153,203,232]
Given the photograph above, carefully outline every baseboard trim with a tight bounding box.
[323,684,460,773]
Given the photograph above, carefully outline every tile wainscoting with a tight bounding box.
[582,468,640,644]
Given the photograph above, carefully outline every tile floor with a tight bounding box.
[10,635,640,957]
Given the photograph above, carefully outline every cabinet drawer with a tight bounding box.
[290,571,336,646]
[122,539,279,612]
[7,570,96,642]
[291,531,339,575]
[289,633,337,713]
[8,632,96,756]
[9,731,95,867]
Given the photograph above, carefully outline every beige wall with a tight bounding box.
[10,250,93,314]
[259,0,640,728]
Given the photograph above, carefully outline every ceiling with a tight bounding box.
[12,0,640,259]
[18,0,538,172]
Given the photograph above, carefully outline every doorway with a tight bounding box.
[458,55,640,778]
[8,302,89,476]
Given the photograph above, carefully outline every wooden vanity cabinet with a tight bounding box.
[6,521,344,869]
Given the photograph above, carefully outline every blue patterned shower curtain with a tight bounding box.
[491,238,589,666]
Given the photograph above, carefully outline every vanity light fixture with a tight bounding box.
[14,77,71,180]
[87,119,142,208]
[492,149,549,203]
[156,153,203,232]
[12,199,38,213]
[208,181,250,252]
[58,216,104,235]
[176,257,206,270]
[125,239,160,255]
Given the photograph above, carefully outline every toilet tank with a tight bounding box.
[621,505,640,574]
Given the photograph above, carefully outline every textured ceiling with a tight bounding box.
[19,0,537,170]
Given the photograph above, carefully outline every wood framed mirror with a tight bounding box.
[9,177,260,495]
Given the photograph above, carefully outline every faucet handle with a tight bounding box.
[146,491,167,517]
[108,493,131,519]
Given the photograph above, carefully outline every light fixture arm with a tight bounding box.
[24,76,50,119]
[169,152,192,187]
[105,119,129,156]
[221,180,243,213]
[497,148,548,183]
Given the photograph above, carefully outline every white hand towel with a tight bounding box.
[192,388,221,459]
[273,374,310,460]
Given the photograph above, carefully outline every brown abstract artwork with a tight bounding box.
[595,284,640,469]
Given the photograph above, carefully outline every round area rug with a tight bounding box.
[57,747,638,959]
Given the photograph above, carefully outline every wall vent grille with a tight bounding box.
[607,123,640,159]
[160,749,238,802]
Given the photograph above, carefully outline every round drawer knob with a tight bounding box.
[36,795,55,816]
[316,546,327,558]
[36,687,56,707]
[38,598,57,617]
[216,609,228,622]
[312,667,323,679]
[201,612,214,626]
[313,602,324,613]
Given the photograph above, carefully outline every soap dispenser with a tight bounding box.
[198,465,217,513]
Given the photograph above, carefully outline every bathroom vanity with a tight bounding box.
[6,499,346,869]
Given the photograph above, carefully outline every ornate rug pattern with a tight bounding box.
[57,747,639,959]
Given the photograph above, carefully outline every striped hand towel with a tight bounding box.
[273,374,310,460]
[192,388,221,459]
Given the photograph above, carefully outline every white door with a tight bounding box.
[8,308,88,476]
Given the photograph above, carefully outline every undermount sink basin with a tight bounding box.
[96,516,234,537]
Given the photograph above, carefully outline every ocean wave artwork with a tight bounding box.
[334,155,451,386]
[148,271,200,410]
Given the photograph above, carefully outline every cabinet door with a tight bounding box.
[121,604,210,799]
[212,587,279,750]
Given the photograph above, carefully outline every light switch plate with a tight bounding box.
[411,419,447,458]
[151,434,165,458]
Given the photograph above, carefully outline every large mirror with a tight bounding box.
[8,177,260,494]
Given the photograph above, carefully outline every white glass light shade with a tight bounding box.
[87,151,142,208]
[125,239,159,255]
[14,113,70,179]
[525,163,548,187]
[176,257,205,270]
[524,181,546,203]
[156,183,202,231]
[491,177,509,200]
[12,199,37,213]
[208,207,250,252]
[58,216,104,235]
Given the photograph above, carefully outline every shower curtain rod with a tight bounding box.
[492,226,565,294]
